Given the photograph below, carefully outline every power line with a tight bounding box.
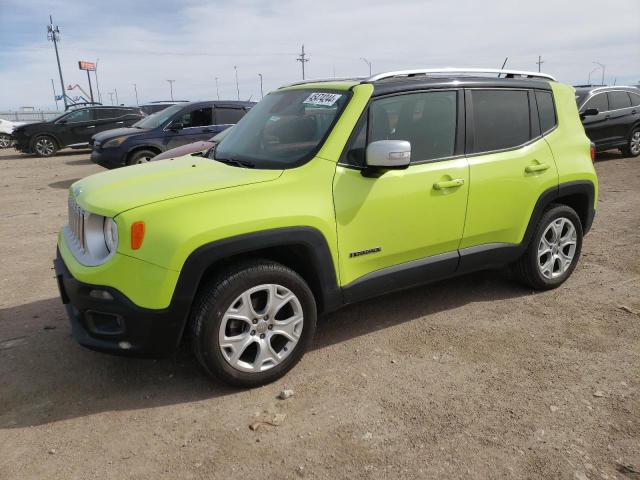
[296,44,309,80]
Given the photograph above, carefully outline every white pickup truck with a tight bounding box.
[0,118,26,148]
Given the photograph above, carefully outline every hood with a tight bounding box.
[92,127,146,142]
[71,155,283,216]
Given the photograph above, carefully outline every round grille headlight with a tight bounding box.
[103,217,118,252]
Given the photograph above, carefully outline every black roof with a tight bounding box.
[369,76,552,97]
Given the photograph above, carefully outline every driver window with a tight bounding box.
[64,109,93,123]
[176,107,213,128]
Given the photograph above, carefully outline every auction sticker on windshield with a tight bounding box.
[303,92,342,106]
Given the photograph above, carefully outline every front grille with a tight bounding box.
[67,195,86,253]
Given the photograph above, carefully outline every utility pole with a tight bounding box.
[85,69,94,103]
[114,88,119,105]
[215,77,220,100]
[94,58,102,103]
[166,79,175,101]
[361,58,372,76]
[108,92,115,105]
[258,73,263,99]
[133,84,139,105]
[296,44,309,80]
[234,66,240,100]
[593,61,605,85]
[47,15,67,110]
[50,78,59,110]
[536,55,544,72]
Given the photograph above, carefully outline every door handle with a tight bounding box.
[525,163,550,173]
[116,121,124,124]
[86,125,95,129]
[433,178,465,190]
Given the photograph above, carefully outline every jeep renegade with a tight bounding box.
[54,68,598,387]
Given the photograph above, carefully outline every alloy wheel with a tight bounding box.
[537,217,577,279]
[219,284,304,373]
[135,156,152,164]
[0,134,10,148]
[630,131,640,156]
[35,137,55,156]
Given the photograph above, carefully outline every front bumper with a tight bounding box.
[90,147,126,169]
[54,249,187,357]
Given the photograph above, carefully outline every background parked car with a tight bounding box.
[576,86,640,156]
[139,100,189,115]
[152,127,232,161]
[90,101,254,168]
[12,106,145,157]
[0,118,26,148]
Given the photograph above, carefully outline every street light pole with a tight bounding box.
[166,79,175,101]
[133,84,139,105]
[94,58,102,104]
[361,57,372,76]
[47,15,67,110]
[215,77,220,100]
[588,67,599,85]
[114,88,119,105]
[234,66,240,100]
[258,73,263,99]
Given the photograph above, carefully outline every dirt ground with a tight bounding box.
[0,146,638,480]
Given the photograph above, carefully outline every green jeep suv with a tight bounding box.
[54,68,598,387]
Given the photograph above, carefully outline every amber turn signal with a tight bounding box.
[131,221,145,250]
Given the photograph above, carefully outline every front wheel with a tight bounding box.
[190,261,317,387]
[623,128,640,157]
[512,204,583,290]
[126,149,157,165]
[32,135,58,157]
[0,133,11,149]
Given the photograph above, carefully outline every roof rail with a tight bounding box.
[367,68,556,82]
[281,77,366,88]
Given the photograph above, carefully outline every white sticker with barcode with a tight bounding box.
[303,92,342,106]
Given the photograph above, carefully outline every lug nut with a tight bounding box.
[264,315,269,320]
[267,325,273,330]
[260,333,265,339]
[250,330,256,336]
[252,319,258,324]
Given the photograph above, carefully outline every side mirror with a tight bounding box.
[363,140,411,177]
[582,108,599,117]
[170,122,183,131]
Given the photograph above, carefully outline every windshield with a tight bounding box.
[213,89,350,168]
[133,104,183,129]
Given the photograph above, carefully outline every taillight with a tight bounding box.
[130,221,145,250]
[590,143,596,162]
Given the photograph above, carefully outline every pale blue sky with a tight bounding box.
[1,0,639,109]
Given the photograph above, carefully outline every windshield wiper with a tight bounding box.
[213,156,255,169]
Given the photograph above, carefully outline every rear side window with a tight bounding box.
[535,91,557,133]
[470,90,530,153]
[215,107,245,125]
[608,91,632,110]
[64,109,94,123]
[630,93,640,107]
[369,90,457,162]
[582,93,608,112]
[176,107,213,128]
[96,109,122,120]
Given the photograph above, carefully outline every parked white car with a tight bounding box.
[0,119,26,148]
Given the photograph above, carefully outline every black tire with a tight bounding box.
[190,260,317,387]
[126,149,157,165]
[622,127,640,157]
[32,135,58,157]
[0,133,11,149]
[512,204,583,290]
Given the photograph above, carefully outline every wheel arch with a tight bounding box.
[126,144,162,160]
[31,132,61,149]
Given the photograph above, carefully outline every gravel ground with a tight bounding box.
[0,147,638,480]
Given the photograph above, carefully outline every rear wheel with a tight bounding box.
[0,133,11,148]
[512,204,583,290]
[190,261,317,387]
[32,135,58,157]
[127,149,157,165]
[623,128,640,157]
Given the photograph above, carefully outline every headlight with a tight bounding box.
[103,217,119,252]
[102,136,128,148]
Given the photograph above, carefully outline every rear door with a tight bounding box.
[606,91,634,144]
[94,108,128,134]
[213,105,248,133]
[580,92,611,146]
[460,88,558,252]
[164,105,215,149]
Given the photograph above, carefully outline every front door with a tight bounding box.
[59,108,97,146]
[164,106,216,150]
[333,90,469,287]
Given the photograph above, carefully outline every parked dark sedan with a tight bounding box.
[90,101,254,168]
[576,86,640,156]
[12,106,144,157]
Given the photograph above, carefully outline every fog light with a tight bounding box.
[89,289,114,300]
[119,341,132,350]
